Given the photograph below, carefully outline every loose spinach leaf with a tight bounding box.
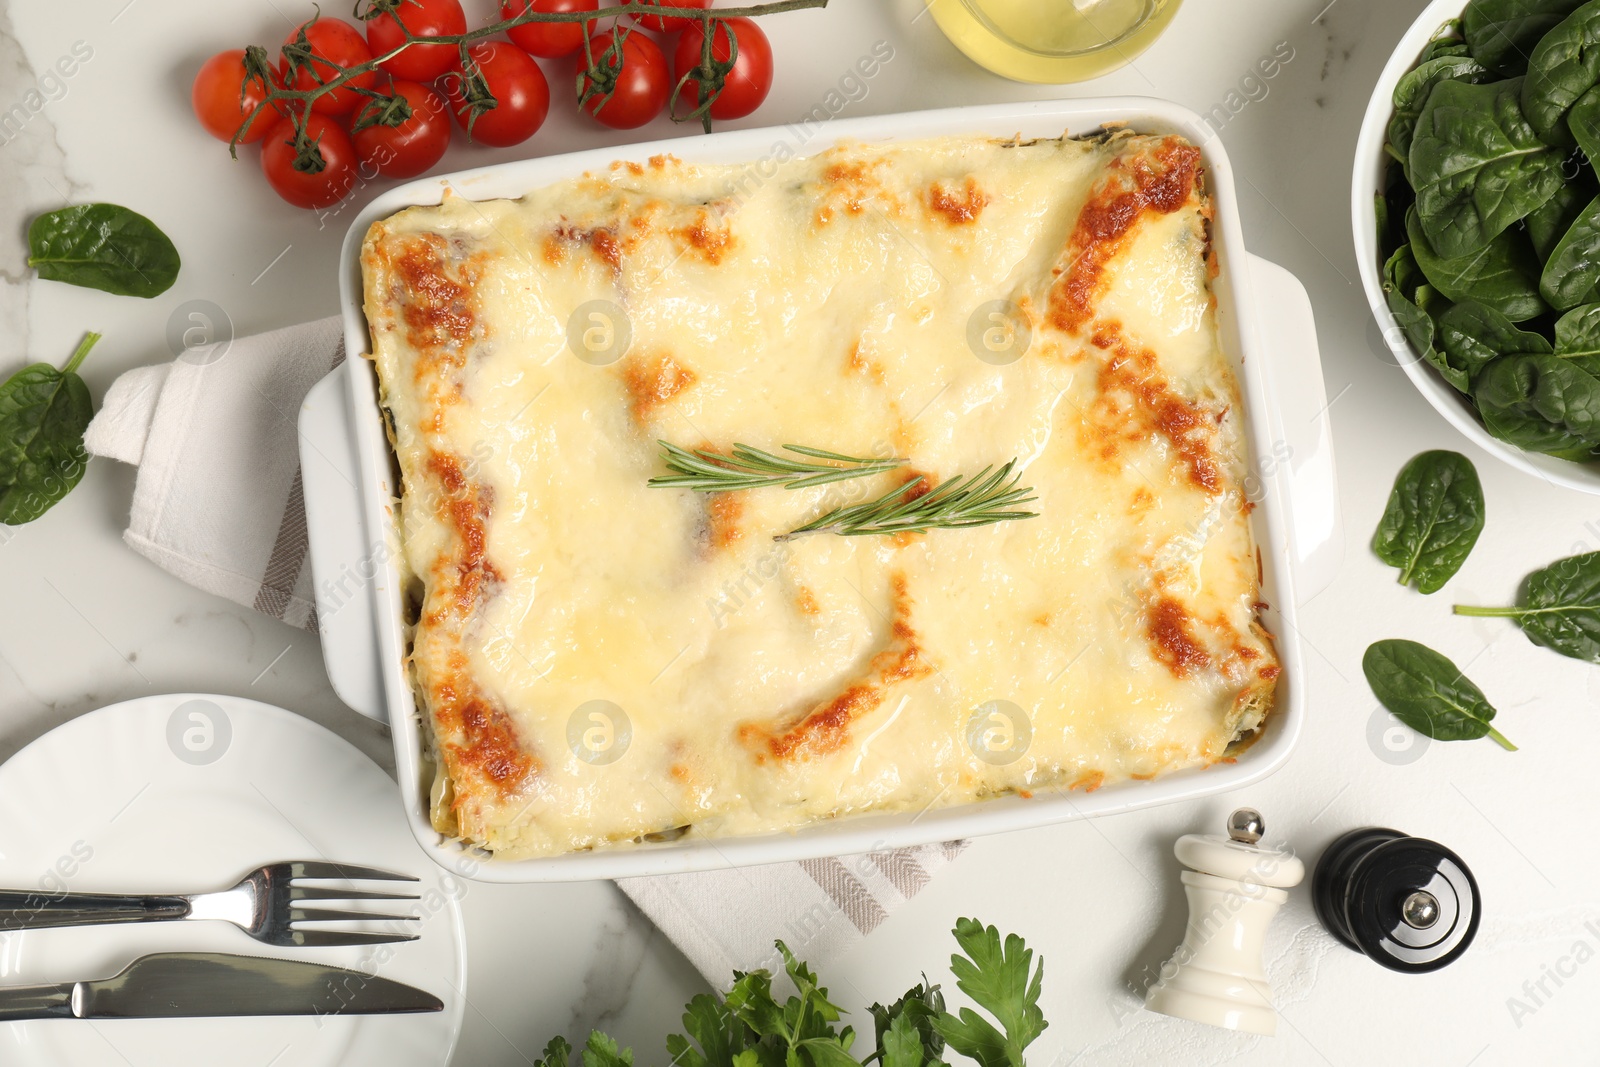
[933,919,1045,1067]
[1362,639,1516,749]
[1411,77,1567,259]
[1373,451,1486,593]
[26,203,180,299]
[1464,0,1590,76]
[1406,206,1548,320]
[1540,193,1600,308]
[0,333,99,525]
[1391,52,1491,166]
[1438,299,1553,384]
[1457,549,1600,660]
[1523,0,1600,145]
[1525,176,1595,258]
[1474,351,1600,456]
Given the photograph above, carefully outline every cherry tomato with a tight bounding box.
[192,49,279,143]
[260,114,358,208]
[631,0,712,33]
[281,17,377,116]
[673,18,772,121]
[578,30,669,130]
[443,41,550,147]
[366,0,467,81]
[352,80,452,179]
[502,0,599,59]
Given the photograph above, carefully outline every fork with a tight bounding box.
[0,861,422,948]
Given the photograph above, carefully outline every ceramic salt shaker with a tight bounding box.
[1144,808,1305,1036]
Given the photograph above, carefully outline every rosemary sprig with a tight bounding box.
[776,460,1039,541]
[648,441,905,492]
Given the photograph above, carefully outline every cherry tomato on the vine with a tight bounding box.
[442,41,550,147]
[352,79,452,179]
[281,18,377,116]
[192,49,279,143]
[578,29,669,130]
[631,0,712,33]
[502,0,599,60]
[365,0,467,82]
[260,114,358,209]
[672,17,772,121]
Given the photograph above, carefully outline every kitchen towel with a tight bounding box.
[83,319,965,987]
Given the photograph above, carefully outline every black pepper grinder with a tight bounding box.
[1312,827,1480,973]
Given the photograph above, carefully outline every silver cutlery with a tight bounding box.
[0,951,442,1020]
[0,861,421,948]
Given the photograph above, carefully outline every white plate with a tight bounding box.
[0,694,466,1067]
[307,98,1346,880]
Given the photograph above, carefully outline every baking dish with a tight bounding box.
[300,97,1343,882]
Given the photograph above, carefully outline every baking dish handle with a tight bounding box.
[298,369,389,723]
[1247,254,1344,604]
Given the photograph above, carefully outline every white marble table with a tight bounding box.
[3,0,1598,1063]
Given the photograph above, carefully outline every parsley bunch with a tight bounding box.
[532,918,1047,1067]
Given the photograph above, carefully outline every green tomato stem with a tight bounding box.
[62,331,101,376]
[1487,725,1517,751]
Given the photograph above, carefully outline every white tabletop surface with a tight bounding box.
[3,0,1599,1063]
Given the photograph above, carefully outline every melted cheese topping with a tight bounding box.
[361,132,1279,859]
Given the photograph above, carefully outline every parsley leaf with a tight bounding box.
[932,918,1046,1067]
[868,981,946,1066]
[535,1037,573,1067]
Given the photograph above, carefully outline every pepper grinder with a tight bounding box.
[1311,827,1479,973]
[1144,808,1305,1036]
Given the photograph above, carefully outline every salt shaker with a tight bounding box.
[1144,808,1305,1036]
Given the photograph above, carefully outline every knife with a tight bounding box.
[0,952,443,1020]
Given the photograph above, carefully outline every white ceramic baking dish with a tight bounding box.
[300,97,1343,883]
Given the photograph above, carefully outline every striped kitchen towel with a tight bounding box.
[619,840,967,984]
[82,317,967,988]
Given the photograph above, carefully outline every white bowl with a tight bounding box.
[1352,0,1600,493]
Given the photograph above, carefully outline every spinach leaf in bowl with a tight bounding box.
[1411,77,1567,258]
[1383,245,1453,382]
[1406,206,1548,320]
[1464,0,1589,76]
[1474,351,1600,456]
[1555,301,1600,355]
[1362,639,1515,749]
[1568,84,1600,159]
[1457,550,1600,660]
[1373,450,1485,593]
[1523,0,1600,145]
[1525,177,1594,258]
[1391,53,1491,166]
[1540,194,1600,308]
[1438,299,1553,384]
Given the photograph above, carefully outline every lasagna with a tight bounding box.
[361,131,1279,859]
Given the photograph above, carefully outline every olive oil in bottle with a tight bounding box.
[928,0,1184,83]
